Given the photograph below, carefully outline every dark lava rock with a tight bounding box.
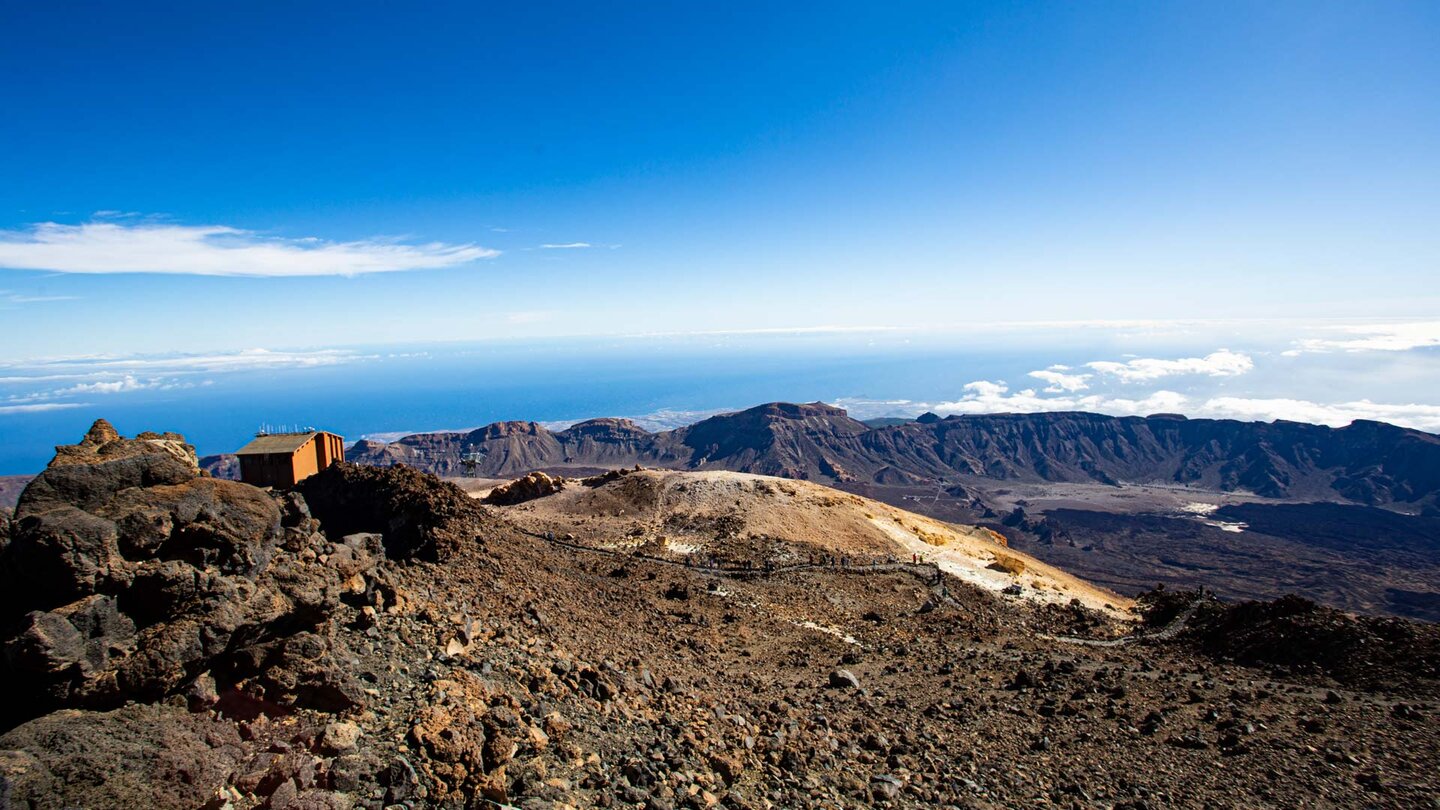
[0,422,382,730]
[1176,593,1440,689]
[0,702,246,810]
[297,462,487,561]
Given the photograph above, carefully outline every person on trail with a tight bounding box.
[912,552,918,565]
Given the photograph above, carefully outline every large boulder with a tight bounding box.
[484,471,566,506]
[0,702,247,810]
[298,462,486,561]
[0,421,382,730]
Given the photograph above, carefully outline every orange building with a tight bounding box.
[235,430,345,488]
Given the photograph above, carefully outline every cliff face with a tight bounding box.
[337,403,1440,510]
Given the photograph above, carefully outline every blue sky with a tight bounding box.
[1,1,1439,452]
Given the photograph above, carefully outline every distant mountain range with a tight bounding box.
[205,401,1440,514]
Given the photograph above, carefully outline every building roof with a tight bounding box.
[235,432,318,455]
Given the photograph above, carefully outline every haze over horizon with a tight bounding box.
[2,2,1438,460]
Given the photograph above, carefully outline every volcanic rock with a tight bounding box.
[0,422,382,729]
[297,462,485,561]
[0,702,246,810]
[484,471,567,506]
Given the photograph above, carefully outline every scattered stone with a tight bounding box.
[871,774,903,800]
[319,721,361,754]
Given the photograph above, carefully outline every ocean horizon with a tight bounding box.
[1,335,1049,474]
[4,323,1437,475]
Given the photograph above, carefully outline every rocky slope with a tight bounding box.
[338,403,1440,512]
[325,403,1440,621]
[492,468,1125,615]
[7,420,1438,809]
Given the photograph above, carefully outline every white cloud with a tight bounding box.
[1196,397,1440,432]
[539,242,591,249]
[60,375,162,395]
[0,221,498,277]
[1288,322,1440,354]
[3,348,373,375]
[886,382,1440,433]
[0,373,99,383]
[933,381,1085,414]
[0,402,87,414]
[1086,349,1253,382]
[1028,367,1091,393]
[1103,390,1190,415]
[928,381,1188,418]
[4,374,198,407]
[0,350,375,412]
[0,289,77,304]
[625,325,905,338]
[0,349,365,411]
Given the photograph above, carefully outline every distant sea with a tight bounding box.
[5,325,1433,475]
[0,336,1067,474]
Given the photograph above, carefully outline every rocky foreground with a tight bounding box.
[2,421,1439,809]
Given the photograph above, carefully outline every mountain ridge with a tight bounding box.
[321,402,1440,512]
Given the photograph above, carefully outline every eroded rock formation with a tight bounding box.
[0,421,382,729]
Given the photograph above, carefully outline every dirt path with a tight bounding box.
[1043,596,1203,647]
[517,528,964,600]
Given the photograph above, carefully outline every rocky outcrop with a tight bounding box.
[484,471,567,506]
[296,462,487,561]
[0,421,382,731]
